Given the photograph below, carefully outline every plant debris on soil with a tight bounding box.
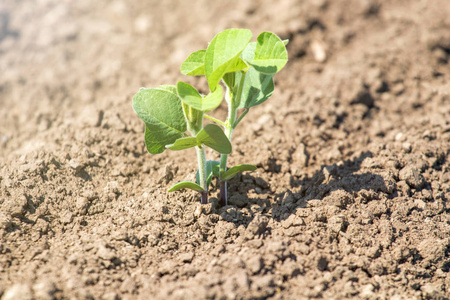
[0,0,449,299]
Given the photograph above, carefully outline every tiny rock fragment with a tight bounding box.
[82,189,98,201]
[76,197,89,215]
[33,280,56,300]
[267,240,291,260]
[97,244,117,261]
[134,14,152,33]
[246,255,264,274]
[360,284,375,298]
[421,283,444,299]
[60,210,74,225]
[104,181,119,194]
[102,292,120,300]
[352,85,375,108]
[180,252,194,263]
[282,214,305,229]
[311,39,327,62]
[229,194,247,208]
[251,274,276,297]
[111,230,128,241]
[0,211,12,230]
[402,142,412,153]
[2,283,33,300]
[102,111,127,131]
[245,215,268,240]
[104,181,120,200]
[34,218,49,234]
[399,166,426,189]
[157,164,177,184]
[69,158,85,173]
[292,143,309,168]
[79,106,104,127]
[317,255,329,271]
[281,259,301,278]
[120,277,137,294]
[252,114,273,132]
[417,238,448,265]
[4,195,28,218]
[327,215,346,233]
[194,204,202,218]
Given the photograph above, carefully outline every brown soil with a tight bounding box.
[1,0,449,299]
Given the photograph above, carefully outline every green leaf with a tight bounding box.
[205,29,252,91]
[156,85,177,95]
[196,160,220,187]
[227,58,248,73]
[196,124,232,154]
[177,81,202,106]
[165,137,199,151]
[133,87,186,154]
[202,85,223,111]
[177,82,223,112]
[168,181,204,192]
[181,50,206,76]
[238,67,274,109]
[282,39,289,46]
[241,42,256,64]
[222,72,236,90]
[222,164,257,182]
[241,31,288,74]
[211,161,221,177]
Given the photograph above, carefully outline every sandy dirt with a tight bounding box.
[1,0,449,299]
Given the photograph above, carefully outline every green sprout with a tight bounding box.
[132,29,288,205]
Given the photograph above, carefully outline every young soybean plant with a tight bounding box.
[133,28,288,206]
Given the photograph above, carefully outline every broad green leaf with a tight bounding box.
[227,58,248,73]
[196,160,220,187]
[205,29,252,91]
[238,67,274,109]
[181,50,206,76]
[202,85,223,111]
[133,87,186,154]
[177,81,202,107]
[221,164,257,182]
[196,124,232,154]
[241,31,287,74]
[168,181,204,192]
[177,82,223,112]
[165,137,199,151]
[241,42,256,67]
[156,85,177,95]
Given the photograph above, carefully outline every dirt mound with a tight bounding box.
[1,0,449,299]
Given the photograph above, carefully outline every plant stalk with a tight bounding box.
[219,71,246,206]
[196,145,208,204]
[184,103,208,204]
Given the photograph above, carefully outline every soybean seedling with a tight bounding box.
[132,28,288,205]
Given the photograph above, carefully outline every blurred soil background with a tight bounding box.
[0,0,449,299]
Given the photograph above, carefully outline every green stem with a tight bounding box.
[183,103,208,204]
[219,71,247,206]
[196,145,208,204]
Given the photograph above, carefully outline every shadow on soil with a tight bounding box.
[216,151,387,226]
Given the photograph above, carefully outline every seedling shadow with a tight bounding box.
[215,151,387,227]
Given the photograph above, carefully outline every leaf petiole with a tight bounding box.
[233,109,249,128]
[204,114,226,127]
